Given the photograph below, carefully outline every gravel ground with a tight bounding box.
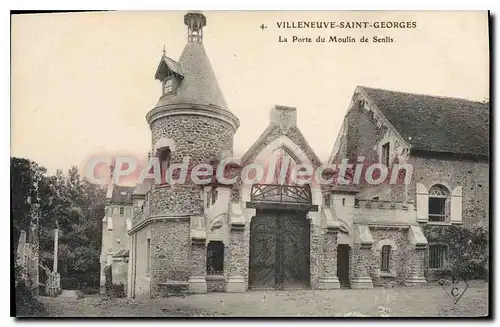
[37,283,488,317]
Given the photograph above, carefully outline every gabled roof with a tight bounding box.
[110,186,134,204]
[154,55,184,81]
[154,42,229,111]
[359,86,490,157]
[241,123,322,166]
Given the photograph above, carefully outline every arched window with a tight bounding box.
[381,245,391,272]
[428,184,450,222]
[207,241,224,275]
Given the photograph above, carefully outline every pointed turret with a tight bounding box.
[152,11,230,112]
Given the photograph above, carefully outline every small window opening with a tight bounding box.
[164,78,173,94]
[381,245,391,272]
[146,239,151,276]
[158,147,171,183]
[207,241,224,275]
[381,142,390,166]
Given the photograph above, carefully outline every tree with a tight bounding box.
[12,159,107,289]
[11,157,48,247]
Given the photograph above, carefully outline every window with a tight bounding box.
[381,142,390,166]
[158,148,171,184]
[206,188,218,208]
[428,244,447,269]
[211,188,218,205]
[146,239,151,276]
[207,241,224,275]
[164,78,173,94]
[428,185,449,222]
[342,198,345,206]
[120,206,124,216]
[381,245,391,272]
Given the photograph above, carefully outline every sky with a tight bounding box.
[11,11,489,175]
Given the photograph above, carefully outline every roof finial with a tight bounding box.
[162,45,166,56]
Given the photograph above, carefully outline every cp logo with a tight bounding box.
[438,274,469,304]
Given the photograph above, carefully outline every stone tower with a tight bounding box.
[129,12,239,299]
[147,11,239,216]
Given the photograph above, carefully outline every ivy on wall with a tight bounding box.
[424,225,488,280]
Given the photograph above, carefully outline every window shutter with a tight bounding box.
[416,183,429,223]
[451,186,463,225]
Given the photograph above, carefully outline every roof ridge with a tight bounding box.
[358,85,488,106]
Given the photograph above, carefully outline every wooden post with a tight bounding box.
[53,228,58,273]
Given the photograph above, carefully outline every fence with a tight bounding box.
[45,270,61,296]
[39,265,61,296]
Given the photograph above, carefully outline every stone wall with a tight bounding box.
[149,185,203,216]
[150,115,234,165]
[310,220,324,289]
[148,113,236,217]
[207,275,225,292]
[349,244,371,281]
[229,222,250,283]
[370,228,408,283]
[408,155,489,228]
[149,218,191,298]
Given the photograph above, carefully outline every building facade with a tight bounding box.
[100,184,134,293]
[100,13,489,299]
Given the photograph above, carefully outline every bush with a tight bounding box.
[424,225,488,281]
[14,264,46,317]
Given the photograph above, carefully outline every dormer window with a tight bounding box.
[163,78,173,95]
[154,51,184,96]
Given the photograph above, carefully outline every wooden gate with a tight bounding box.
[249,209,310,290]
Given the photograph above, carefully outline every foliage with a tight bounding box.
[14,264,46,317]
[11,157,107,290]
[424,225,489,280]
[11,158,47,246]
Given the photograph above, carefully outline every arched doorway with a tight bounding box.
[248,184,313,290]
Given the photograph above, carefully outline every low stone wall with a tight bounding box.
[207,275,225,292]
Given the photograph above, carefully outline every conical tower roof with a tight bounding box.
[154,12,229,111]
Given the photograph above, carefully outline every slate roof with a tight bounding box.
[154,41,229,111]
[360,86,490,157]
[132,179,154,196]
[110,186,134,204]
